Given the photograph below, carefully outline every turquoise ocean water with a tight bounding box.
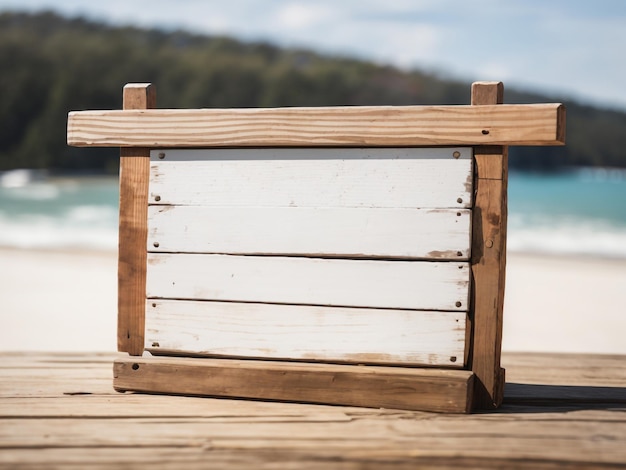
[1,167,626,258]
[0,171,119,251]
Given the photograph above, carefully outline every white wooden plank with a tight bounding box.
[147,206,471,260]
[145,300,466,367]
[149,148,473,208]
[146,254,470,311]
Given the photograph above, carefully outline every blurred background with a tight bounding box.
[1,1,625,353]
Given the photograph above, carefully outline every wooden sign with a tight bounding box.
[68,81,566,413]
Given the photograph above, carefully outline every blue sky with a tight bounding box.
[2,0,625,110]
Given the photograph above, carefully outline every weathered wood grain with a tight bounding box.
[146,253,470,311]
[504,352,626,386]
[67,103,566,147]
[148,206,471,260]
[113,356,475,413]
[2,352,625,468]
[0,398,353,421]
[469,81,508,409]
[117,83,155,356]
[148,147,473,209]
[144,300,466,367]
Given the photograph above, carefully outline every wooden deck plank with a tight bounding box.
[3,414,625,454]
[1,352,625,469]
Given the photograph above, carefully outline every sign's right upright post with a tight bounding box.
[469,81,508,409]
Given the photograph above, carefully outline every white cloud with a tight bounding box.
[275,3,335,30]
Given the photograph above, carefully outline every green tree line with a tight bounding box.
[1,11,625,173]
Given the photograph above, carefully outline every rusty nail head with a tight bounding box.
[155,195,161,202]
[486,239,494,248]
[153,242,160,248]
[158,152,165,159]
[452,151,461,159]
[450,356,457,363]
[457,198,463,204]
[455,301,462,308]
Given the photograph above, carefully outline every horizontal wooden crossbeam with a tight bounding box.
[114,356,475,413]
[67,103,565,148]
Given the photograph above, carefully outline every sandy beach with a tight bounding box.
[1,247,625,354]
[0,248,118,352]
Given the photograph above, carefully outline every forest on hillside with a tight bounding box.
[2,11,626,174]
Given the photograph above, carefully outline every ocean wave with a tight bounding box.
[65,205,118,224]
[0,175,120,250]
[577,167,626,183]
[2,183,62,201]
[0,208,118,251]
[507,217,626,259]
[0,169,47,188]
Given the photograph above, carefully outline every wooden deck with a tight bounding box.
[1,352,625,469]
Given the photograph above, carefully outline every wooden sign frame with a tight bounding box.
[67,81,565,412]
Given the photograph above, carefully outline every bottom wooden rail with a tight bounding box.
[114,356,475,413]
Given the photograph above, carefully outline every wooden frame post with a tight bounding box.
[469,81,508,408]
[117,83,155,355]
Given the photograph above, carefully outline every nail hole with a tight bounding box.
[450,356,457,363]
[154,195,161,202]
[452,151,461,159]
[457,198,463,204]
[456,212,461,216]
[153,242,160,248]
[151,342,160,348]
[455,301,462,308]
[132,363,139,370]
[482,129,490,135]
[151,303,156,308]
[456,251,462,256]
[158,152,166,159]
